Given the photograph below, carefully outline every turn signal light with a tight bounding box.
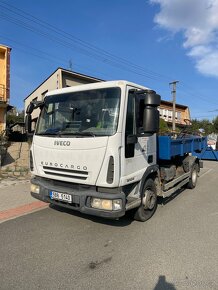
[31,183,40,194]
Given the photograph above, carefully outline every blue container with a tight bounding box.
[158,136,207,160]
[194,146,218,161]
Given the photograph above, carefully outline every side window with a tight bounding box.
[125,92,135,158]
[135,96,144,133]
[125,92,135,136]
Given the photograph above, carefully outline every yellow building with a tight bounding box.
[0,44,11,133]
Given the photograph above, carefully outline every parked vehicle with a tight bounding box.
[26,81,206,221]
[207,134,217,150]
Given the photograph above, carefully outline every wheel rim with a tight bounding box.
[142,189,157,210]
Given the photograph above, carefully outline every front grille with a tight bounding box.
[43,166,88,180]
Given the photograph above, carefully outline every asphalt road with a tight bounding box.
[0,161,218,290]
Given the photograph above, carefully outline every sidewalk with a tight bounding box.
[0,141,49,223]
[0,179,48,223]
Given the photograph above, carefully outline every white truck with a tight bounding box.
[26,80,206,221]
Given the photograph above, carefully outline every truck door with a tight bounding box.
[121,86,156,185]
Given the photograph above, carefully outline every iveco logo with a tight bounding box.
[54,140,71,146]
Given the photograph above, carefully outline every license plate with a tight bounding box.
[50,191,72,203]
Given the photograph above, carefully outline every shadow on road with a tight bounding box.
[153,275,176,290]
[48,187,188,227]
[49,204,133,227]
[157,187,185,206]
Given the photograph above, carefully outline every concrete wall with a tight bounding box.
[62,74,98,87]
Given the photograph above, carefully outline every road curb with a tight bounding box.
[0,201,48,223]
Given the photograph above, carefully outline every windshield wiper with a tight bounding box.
[36,132,58,136]
[57,131,96,137]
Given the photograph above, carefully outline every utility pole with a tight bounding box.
[169,80,179,133]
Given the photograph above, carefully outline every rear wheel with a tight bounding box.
[134,178,157,222]
[187,163,199,189]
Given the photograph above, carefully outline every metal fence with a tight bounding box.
[0,131,8,166]
[0,84,5,101]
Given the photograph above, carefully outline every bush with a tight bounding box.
[159,118,169,134]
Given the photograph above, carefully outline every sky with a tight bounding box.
[0,0,218,120]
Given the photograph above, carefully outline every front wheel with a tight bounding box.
[134,178,158,222]
[187,163,199,189]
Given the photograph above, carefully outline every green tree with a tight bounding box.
[159,118,169,134]
[190,118,214,135]
[6,111,24,127]
[213,116,218,133]
[190,119,201,134]
[199,119,213,135]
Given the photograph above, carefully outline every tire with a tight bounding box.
[134,178,158,222]
[187,163,199,189]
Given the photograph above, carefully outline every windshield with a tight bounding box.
[36,87,121,137]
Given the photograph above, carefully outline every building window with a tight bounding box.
[168,110,172,119]
[159,108,163,116]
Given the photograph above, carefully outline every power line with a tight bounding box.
[0,8,163,80]
[1,0,217,108]
[179,82,217,104]
[1,0,171,80]
[0,0,172,82]
[0,34,115,80]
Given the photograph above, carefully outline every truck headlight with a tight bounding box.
[91,198,122,211]
[31,183,40,194]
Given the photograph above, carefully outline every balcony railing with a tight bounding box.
[0,84,6,101]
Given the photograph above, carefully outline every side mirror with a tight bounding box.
[25,101,44,135]
[133,89,161,135]
[25,114,33,135]
[26,101,44,114]
[143,107,159,134]
[26,102,35,114]
[127,134,138,145]
[143,91,160,134]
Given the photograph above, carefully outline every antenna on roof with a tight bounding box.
[69,59,73,71]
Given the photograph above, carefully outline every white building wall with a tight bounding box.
[24,69,62,120]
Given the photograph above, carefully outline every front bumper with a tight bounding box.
[30,177,126,219]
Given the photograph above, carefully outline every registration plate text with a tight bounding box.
[50,191,72,203]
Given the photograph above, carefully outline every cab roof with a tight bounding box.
[46,80,152,96]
